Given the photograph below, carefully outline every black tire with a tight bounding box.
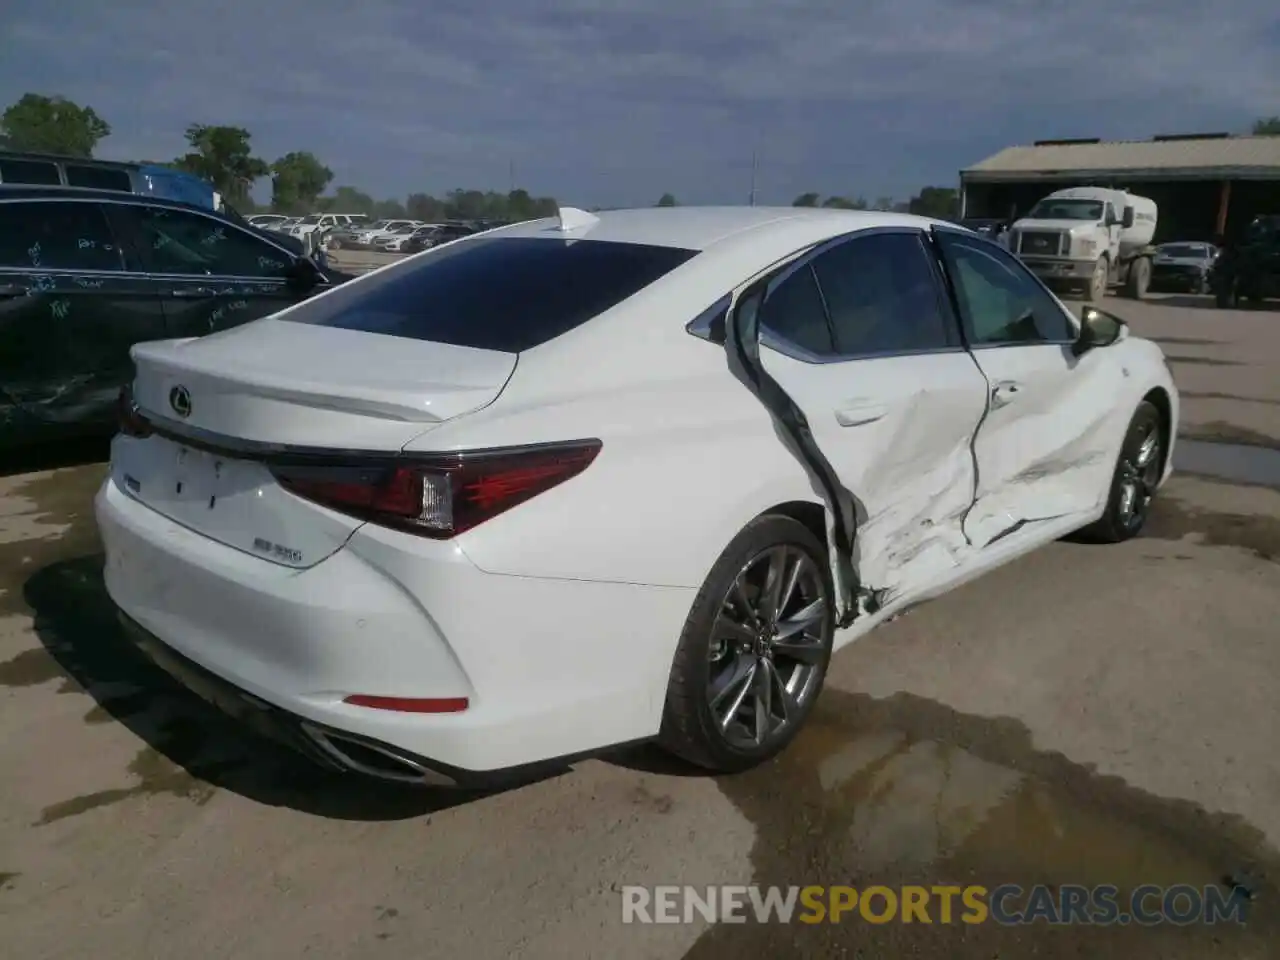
[1079,401,1163,543]
[659,514,835,773]
[1123,257,1150,300]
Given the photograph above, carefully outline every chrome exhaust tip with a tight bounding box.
[299,723,457,787]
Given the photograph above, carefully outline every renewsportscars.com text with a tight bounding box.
[622,884,1250,926]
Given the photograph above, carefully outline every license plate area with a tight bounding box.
[170,444,232,510]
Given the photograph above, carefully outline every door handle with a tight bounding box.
[0,282,31,298]
[169,287,217,299]
[835,403,889,427]
[990,380,1022,409]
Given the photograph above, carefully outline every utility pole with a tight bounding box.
[749,150,758,207]
[509,159,516,192]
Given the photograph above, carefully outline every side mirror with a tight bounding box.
[1072,305,1126,356]
[1121,207,1135,229]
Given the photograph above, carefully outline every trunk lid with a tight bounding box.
[130,318,518,448]
[119,318,518,568]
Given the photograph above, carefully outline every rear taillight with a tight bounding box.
[117,384,153,438]
[269,440,601,538]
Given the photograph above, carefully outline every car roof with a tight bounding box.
[492,205,944,251]
[0,183,223,217]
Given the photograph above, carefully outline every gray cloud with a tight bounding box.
[2,0,1277,206]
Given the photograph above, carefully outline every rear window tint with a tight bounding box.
[288,236,698,352]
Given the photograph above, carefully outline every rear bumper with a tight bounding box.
[95,474,694,781]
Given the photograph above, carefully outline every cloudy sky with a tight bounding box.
[2,0,1277,207]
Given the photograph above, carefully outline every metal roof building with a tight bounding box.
[959,134,1280,242]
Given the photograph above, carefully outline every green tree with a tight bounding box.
[0,93,111,156]
[822,195,868,210]
[270,151,333,214]
[405,192,446,221]
[873,196,895,211]
[656,193,678,207]
[174,124,270,206]
[1254,116,1280,136]
[907,186,959,219]
[792,192,821,207]
[373,198,409,219]
[317,185,377,216]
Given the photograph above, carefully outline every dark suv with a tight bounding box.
[0,185,355,452]
[1211,215,1280,308]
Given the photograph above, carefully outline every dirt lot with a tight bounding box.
[2,295,1279,958]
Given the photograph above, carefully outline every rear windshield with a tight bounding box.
[287,236,698,352]
[1159,244,1204,258]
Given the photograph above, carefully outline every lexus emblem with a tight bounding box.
[169,385,192,418]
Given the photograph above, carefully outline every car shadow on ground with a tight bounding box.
[1,439,110,478]
[22,554,540,821]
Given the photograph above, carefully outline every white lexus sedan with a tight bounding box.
[96,206,1178,787]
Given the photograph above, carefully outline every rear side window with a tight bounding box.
[0,158,61,185]
[0,200,124,271]
[287,237,698,352]
[809,232,956,355]
[759,264,835,356]
[65,165,133,192]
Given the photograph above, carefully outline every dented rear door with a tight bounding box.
[934,229,1120,547]
[753,229,990,606]
[0,198,167,444]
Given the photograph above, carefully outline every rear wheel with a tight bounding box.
[1124,257,1150,299]
[1079,401,1163,543]
[659,515,834,772]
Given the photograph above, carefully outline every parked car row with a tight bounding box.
[244,212,517,255]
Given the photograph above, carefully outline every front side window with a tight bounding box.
[0,201,124,271]
[808,232,956,356]
[936,231,1075,345]
[287,236,697,352]
[1026,199,1104,222]
[133,206,294,277]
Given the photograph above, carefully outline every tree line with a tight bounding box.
[652,187,962,219]
[0,93,559,221]
[5,93,1278,223]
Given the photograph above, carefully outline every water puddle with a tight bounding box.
[679,689,1277,957]
[1176,440,1280,488]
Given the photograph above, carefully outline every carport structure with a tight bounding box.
[960,134,1280,244]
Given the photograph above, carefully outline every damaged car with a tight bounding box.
[0,185,353,452]
[96,206,1178,788]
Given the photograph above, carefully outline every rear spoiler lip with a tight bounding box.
[132,405,596,469]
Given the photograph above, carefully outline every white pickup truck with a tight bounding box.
[1004,186,1158,301]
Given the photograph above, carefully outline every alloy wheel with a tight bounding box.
[1118,426,1161,530]
[705,546,829,750]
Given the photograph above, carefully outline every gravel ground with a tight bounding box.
[1,294,1278,958]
